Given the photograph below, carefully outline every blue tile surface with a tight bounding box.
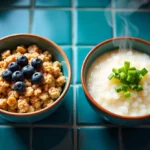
[0,10,29,37]
[0,0,30,6]
[32,128,74,150]
[34,86,73,125]
[0,127,30,150]
[76,0,111,8]
[78,128,120,150]
[75,10,113,45]
[75,47,92,83]
[35,0,72,7]
[76,85,109,125]
[32,9,72,45]
[114,0,150,9]
[115,11,150,41]
[122,128,150,150]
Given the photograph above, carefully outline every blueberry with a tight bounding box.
[8,62,19,72]
[17,55,28,67]
[14,81,25,92]
[12,71,24,81]
[22,65,34,78]
[31,58,43,69]
[32,72,43,84]
[2,69,12,81]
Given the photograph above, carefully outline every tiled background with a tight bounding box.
[0,0,150,150]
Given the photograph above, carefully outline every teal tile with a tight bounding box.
[122,128,150,150]
[34,86,73,125]
[75,10,113,45]
[76,85,109,125]
[78,128,120,150]
[0,127,30,150]
[76,0,111,7]
[113,0,150,9]
[32,9,72,45]
[0,10,29,37]
[61,47,73,83]
[0,0,30,6]
[32,128,74,150]
[75,47,92,83]
[115,11,150,41]
[35,0,71,7]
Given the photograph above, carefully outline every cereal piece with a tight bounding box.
[8,90,19,98]
[2,50,11,59]
[43,51,52,61]
[52,67,61,78]
[32,84,39,90]
[7,97,17,107]
[24,87,34,97]
[56,76,65,86]
[16,46,26,53]
[38,54,45,61]
[43,62,53,73]
[0,81,10,93]
[34,88,42,96]
[53,61,61,68]
[42,84,49,92]
[28,45,39,53]
[5,55,16,64]
[8,107,17,112]
[48,87,61,99]
[9,102,18,110]
[33,101,41,109]
[0,98,7,109]
[42,99,53,108]
[24,53,32,60]
[43,73,55,86]
[19,96,29,102]
[30,96,39,104]
[27,106,35,112]
[39,92,49,101]
[18,100,29,113]
[24,79,32,87]
[0,61,7,69]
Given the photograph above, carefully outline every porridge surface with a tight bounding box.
[87,50,150,116]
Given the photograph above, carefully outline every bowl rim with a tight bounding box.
[0,33,71,117]
[81,37,150,120]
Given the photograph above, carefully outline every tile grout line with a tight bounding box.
[29,0,34,33]
[111,0,116,38]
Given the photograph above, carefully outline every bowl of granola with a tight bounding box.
[0,34,71,123]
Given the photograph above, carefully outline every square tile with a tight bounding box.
[35,0,71,7]
[122,128,150,150]
[75,10,113,45]
[74,47,92,84]
[0,0,30,6]
[113,0,150,9]
[0,10,29,38]
[61,47,73,84]
[76,85,109,125]
[34,86,73,125]
[0,127,30,150]
[76,0,111,7]
[32,9,72,45]
[114,11,150,41]
[32,128,74,150]
[78,128,120,150]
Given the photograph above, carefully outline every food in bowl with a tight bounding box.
[0,45,66,113]
[87,49,150,116]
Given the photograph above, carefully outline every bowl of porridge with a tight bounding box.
[81,37,150,126]
[0,34,71,123]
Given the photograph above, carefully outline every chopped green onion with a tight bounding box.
[128,70,136,76]
[122,84,128,91]
[112,68,118,74]
[118,67,125,73]
[108,73,114,80]
[129,84,137,90]
[136,74,143,80]
[124,91,131,98]
[127,75,135,83]
[137,84,143,91]
[120,72,126,80]
[115,87,122,93]
[140,68,148,76]
[124,61,130,70]
[136,70,141,75]
[114,74,120,79]
[129,67,136,70]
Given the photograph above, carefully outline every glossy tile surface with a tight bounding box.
[32,128,74,150]
[35,0,71,7]
[76,85,109,125]
[76,0,111,7]
[0,10,29,37]
[78,128,120,150]
[32,9,72,44]
[122,128,150,150]
[0,0,30,6]
[0,127,30,150]
[114,11,150,41]
[75,10,113,45]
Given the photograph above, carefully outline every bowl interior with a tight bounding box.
[0,34,70,91]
